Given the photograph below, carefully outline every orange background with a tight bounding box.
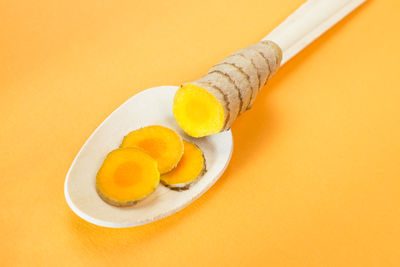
[1,0,399,266]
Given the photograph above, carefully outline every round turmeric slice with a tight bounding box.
[120,125,184,174]
[161,140,206,191]
[96,147,160,207]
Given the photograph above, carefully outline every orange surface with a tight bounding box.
[1,0,399,266]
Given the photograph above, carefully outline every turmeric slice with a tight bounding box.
[161,140,206,191]
[96,147,160,207]
[173,40,282,137]
[120,125,184,174]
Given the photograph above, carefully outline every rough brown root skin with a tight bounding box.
[160,181,192,191]
[173,40,282,137]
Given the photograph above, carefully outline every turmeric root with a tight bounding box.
[120,125,184,174]
[96,147,160,207]
[161,140,206,191]
[173,40,282,137]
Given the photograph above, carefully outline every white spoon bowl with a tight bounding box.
[64,86,233,228]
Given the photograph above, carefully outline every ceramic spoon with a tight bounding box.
[65,0,366,228]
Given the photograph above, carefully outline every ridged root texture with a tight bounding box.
[120,125,184,174]
[173,40,282,137]
[96,147,160,207]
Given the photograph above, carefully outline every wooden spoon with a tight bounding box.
[65,0,366,228]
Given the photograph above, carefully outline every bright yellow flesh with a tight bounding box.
[161,140,205,186]
[120,125,184,174]
[173,83,225,137]
[96,148,160,206]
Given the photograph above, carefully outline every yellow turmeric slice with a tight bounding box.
[120,125,184,174]
[96,147,160,207]
[161,140,206,191]
[173,40,282,137]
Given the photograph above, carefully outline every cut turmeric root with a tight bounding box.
[96,147,160,207]
[173,84,225,137]
[173,40,282,137]
[120,125,184,174]
[161,140,206,191]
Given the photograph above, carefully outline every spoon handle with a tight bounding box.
[263,0,366,65]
